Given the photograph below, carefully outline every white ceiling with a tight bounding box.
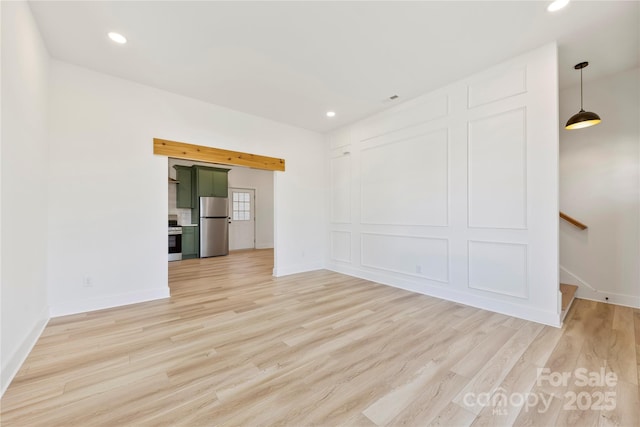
[29,1,639,133]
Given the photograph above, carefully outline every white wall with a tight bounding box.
[326,43,561,326]
[168,158,275,249]
[47,60,325,316]
[1,1,51,395]
[559,67,640,307]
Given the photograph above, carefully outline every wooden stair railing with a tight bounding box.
[560,211,587,230]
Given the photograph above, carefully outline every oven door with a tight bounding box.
[168,232,182,261]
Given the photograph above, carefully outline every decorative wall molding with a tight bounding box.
[358,94,449,143]
[325,43,559,326]
[468,240,529,299]
[468,107,527,229]
[468,65,527,109]
[360,128,449,227]
[330,155,352,224]
[328,127,352,150]
[361,232,449,283]
[330,231,352,263]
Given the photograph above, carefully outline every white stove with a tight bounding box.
[168,225,182,261]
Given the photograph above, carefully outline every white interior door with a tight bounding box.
[229,188,255,251]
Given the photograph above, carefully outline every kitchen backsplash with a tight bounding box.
[168,182,193,224]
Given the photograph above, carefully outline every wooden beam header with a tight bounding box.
[153,138,285,172]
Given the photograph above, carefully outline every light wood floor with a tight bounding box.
[1,249,638,426]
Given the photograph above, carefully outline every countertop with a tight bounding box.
[179,224,198,227]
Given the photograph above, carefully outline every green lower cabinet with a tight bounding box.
[181,226,199,259]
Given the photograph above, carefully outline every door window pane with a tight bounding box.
[232,192,251,221]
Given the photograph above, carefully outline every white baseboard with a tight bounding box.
[575,288,640,309]
[1,307,50,397]
[560,265,640,308]
[49,287,171,318]
[327,263,561,328]
[273,261,324,277]
[255,243,274,250]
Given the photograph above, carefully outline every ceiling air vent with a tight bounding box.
[383,94,400,104]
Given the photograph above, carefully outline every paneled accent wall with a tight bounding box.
[361,233,449,283]
[360,128,449,226]
[326,43,560,326]
[330,231,351,263]
[468,107,527,229]
[330,155,351,224]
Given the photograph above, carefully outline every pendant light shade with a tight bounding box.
[565,110,601,130]
[565,62,601,130]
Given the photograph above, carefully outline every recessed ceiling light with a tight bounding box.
[326,111,336,118]
[547,0,569,12]
[108,32,127,44]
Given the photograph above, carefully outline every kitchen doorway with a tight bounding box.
[229,188,256,251]
[158,139,280,273]
[168,157,274,259]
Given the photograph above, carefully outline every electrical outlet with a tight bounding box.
[83,276,93,287]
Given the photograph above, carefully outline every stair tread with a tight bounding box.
[560,283,578,311]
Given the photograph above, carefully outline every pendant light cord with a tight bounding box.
[580,68,584,111]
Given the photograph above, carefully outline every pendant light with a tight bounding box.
[565,62,601,130]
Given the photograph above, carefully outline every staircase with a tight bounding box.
[559,211,585,322]
[560,283,578,321]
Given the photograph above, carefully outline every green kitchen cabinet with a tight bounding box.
[181,226,198,259]
[174,165,194,208]
[195,166,229,198]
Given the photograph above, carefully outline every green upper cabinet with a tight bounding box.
[195,166,229,198]
[174,165,194,208]
[174,165,229,212]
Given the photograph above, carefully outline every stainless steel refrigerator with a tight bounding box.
[199,197,229,257]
